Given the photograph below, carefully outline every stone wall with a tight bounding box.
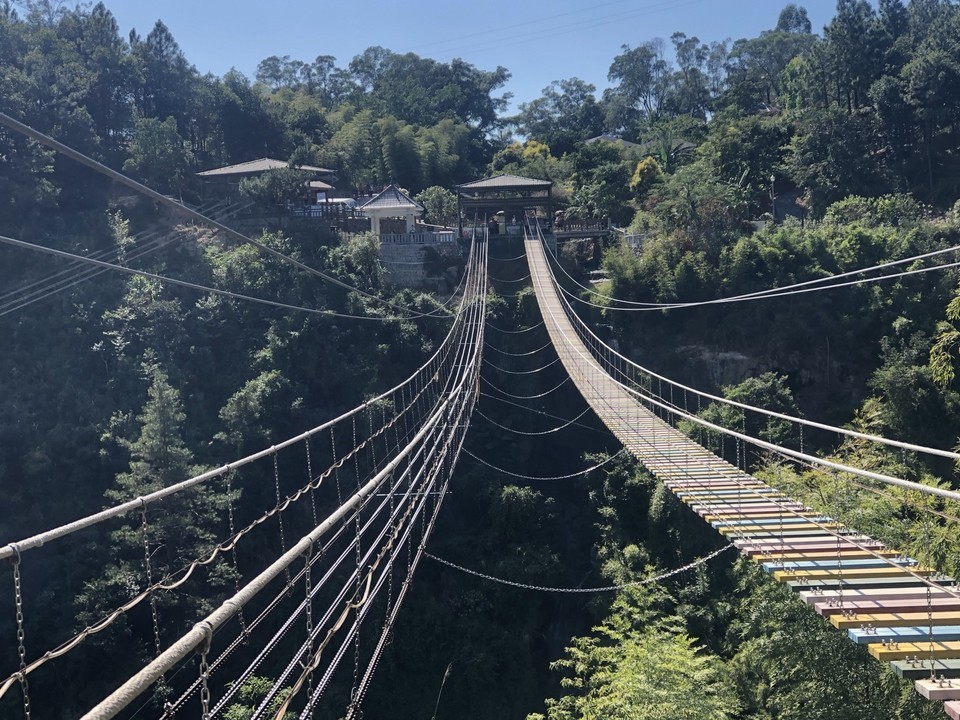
[379,241,463,290]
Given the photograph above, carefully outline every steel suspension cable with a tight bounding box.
[0,234,408,322]
[534,229,960,463]
[528,230,960,503]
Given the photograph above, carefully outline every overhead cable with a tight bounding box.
[0,234,407,321]
[0,111,450,320]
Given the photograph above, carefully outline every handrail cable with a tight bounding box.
[534,227,960,463]
[525,228,960,604]
[81,392,455,720]
[526,224,960,502]
[0,355,440,700]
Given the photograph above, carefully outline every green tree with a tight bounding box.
[239,167,312,217]
[415,185,458,226]
[532,589,739,720]
[122,116,194,194]
[513,78,605,156]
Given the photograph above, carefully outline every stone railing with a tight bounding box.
[380,231,456,244]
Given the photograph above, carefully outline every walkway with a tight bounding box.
[524,231,960,717]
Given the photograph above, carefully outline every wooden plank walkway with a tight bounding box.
[523,234,960,714]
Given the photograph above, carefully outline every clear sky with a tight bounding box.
[102,0,851,111]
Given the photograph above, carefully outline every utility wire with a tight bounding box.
[0,111,450,320]
[0,234,401,322]
[551,232,960,311]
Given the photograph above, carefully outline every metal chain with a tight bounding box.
[273,451,291,590]
[199,625,212,720]
[426,544,735,593]
[11,547,31,720]
[305,436,318,529]
[140,503,163,660]
[225,471,249,640]
[330,428,344,509]
[304,543,315,706]
[835,471,844,609]
[924,493,935,679]
[368,407,379,473]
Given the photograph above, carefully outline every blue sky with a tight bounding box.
[103,0,851,111]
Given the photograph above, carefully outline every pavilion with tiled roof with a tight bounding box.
[455,174,553,235]
[359,184,424,235]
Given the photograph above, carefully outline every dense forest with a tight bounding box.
[4,0,960,717]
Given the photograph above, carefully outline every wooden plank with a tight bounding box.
[790,576,941,591]
[800,586,960,604]
[915,678,960,701]
[831,611,960,629]
[849,626,960,644]
[751,550,897,562]
[891,658,960,680]
[817,599,960,615]
[762,558,915,572]
[774,567,932,582]
[868,640,960,662]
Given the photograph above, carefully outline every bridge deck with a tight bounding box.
[523,233,960,713]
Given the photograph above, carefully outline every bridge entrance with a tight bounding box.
[455,173,553,239]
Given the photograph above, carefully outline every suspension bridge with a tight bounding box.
[4,115,960,717]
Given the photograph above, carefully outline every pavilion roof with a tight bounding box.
[359,184,423,212]
[197,157,334,177]
[456,174,552,190]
